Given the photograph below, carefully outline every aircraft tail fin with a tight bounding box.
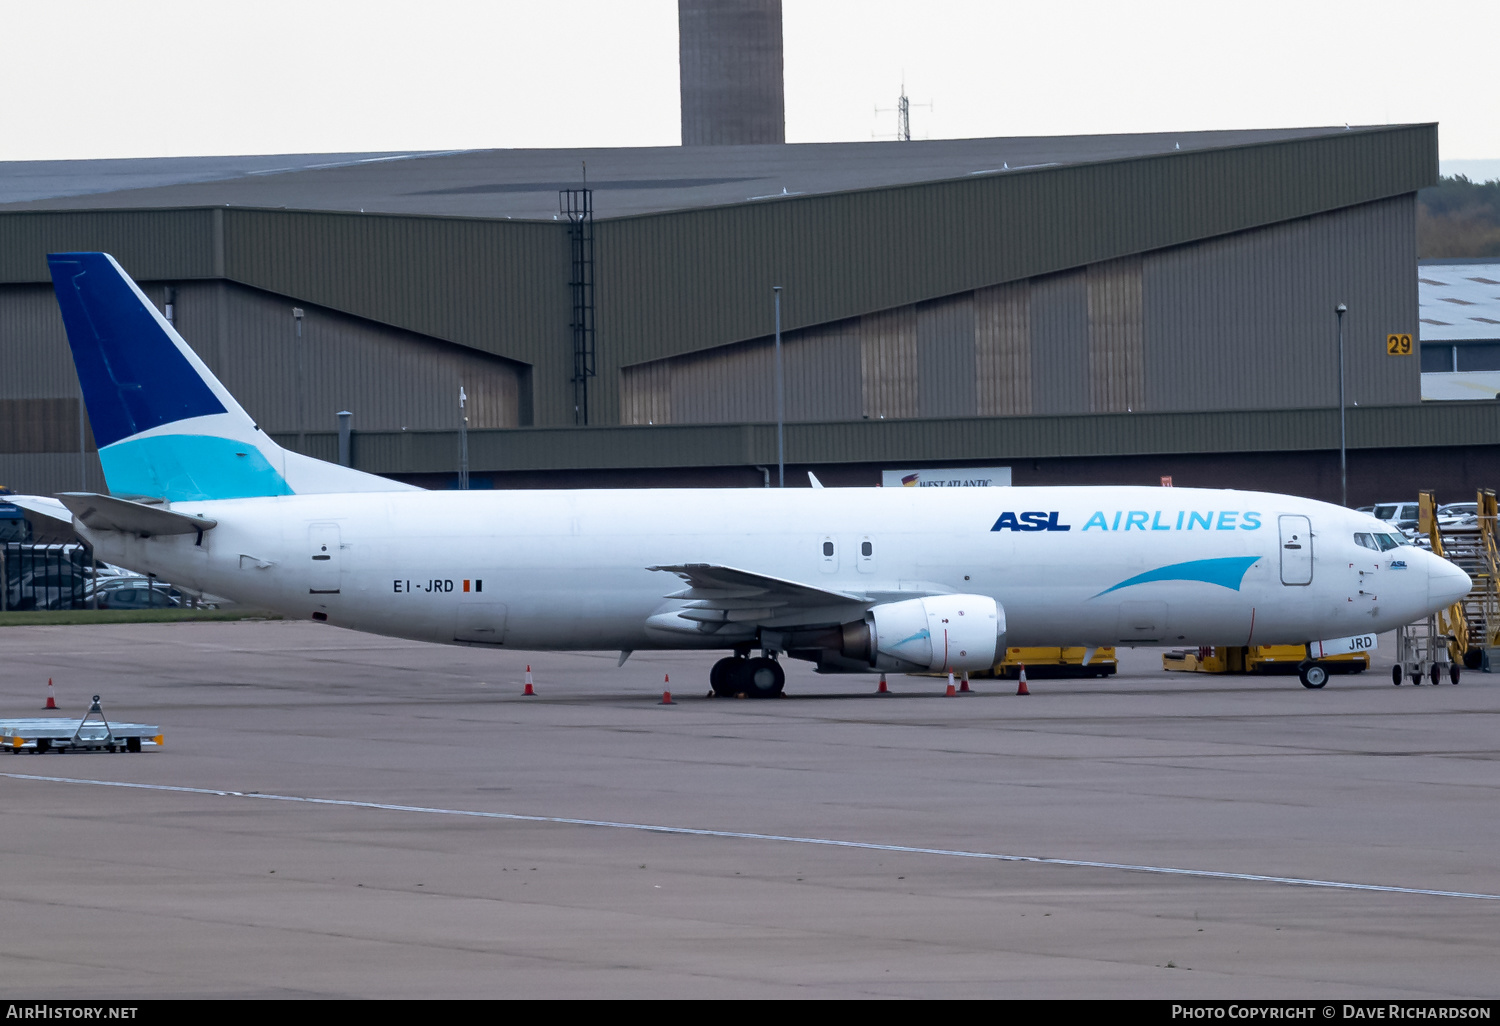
[47,252,415,501]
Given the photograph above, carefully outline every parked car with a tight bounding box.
[1369,501,1421,535]
[1436,502,1479,528]
[85,577,183,610]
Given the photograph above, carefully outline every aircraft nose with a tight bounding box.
[1428,553,1472,609]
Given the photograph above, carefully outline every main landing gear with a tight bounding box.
[709,653,786,698]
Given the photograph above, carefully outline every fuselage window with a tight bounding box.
[823,541,835,557]
[1354,533,1377,550]
[861,541,872,557]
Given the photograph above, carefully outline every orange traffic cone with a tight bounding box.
[959,670,971,694]
[1016,664,1030,696]
[660,674,675,704]
[44,678,57,710]
[876,673,889,695]
[944,671,956,697]
[523,665,535,696]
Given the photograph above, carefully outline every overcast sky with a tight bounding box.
[1,0,1494,167]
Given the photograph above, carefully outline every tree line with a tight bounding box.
[1418,176,1500,258]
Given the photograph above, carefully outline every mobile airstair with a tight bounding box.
[1395,489,1500,683]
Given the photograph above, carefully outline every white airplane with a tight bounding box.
[10,253,1471,694]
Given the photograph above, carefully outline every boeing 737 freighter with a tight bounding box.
[8,253,1472,694]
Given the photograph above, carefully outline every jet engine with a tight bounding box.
[839,595,1005,673]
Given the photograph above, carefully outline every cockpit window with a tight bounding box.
[1375,533,1403,551]
[1354,532,1378,550]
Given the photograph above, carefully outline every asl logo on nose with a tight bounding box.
[991,512,1071,532]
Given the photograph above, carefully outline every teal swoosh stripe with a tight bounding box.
[100,434,293,501]
[894,628,931,648]
[1094,556,1262,598]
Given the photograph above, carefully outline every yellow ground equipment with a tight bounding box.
[1163,645,1368,675]
[1413,488,1500,671]
[1418,490,1471,668]
[988,646,1117,679]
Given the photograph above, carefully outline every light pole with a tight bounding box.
[458,386,469,491]
[293,307,305,454]
[1336,302,1348,508]
[773,286,784,488]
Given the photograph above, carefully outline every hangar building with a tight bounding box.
[0,2,1486,504]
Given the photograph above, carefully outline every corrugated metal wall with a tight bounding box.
[975,281,1031,415]
[615,197,1421,424]
[1087,256,1144,412]
[0,398,85,453]
[0,453,105,497]
[0,284,90,401]
[859,307,918,419]
[218,210,570,424]
[0,125,1436,444]
[592,125,1436,382]
[618,318,862,425]
[161,281,526,434]
[0,209,219,283]
[916,295,976,417]
[1142,194,1419,410]
[1030,270,1089,415]
[0,278,525,493]
[301,401,1500,476]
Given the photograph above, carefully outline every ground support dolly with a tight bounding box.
[0,695,162,753]
[1394,616,1460,686]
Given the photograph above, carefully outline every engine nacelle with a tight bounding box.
[841,595,1005,673]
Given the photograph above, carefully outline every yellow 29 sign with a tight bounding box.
[1387,333,1413,355]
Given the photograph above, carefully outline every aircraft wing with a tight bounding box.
[648,563,865,628]
[56,492,217,537]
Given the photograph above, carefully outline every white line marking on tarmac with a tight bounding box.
[7,770,1500,902]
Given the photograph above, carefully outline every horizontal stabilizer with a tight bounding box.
[3,494,71,525]
[56,492,217,537]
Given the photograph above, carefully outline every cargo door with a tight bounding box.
[308,523,341,594]
[1279,515,1312,586]
[455,601,508,646]
[1117,600,1167,643]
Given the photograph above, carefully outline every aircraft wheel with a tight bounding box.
[1299,663,1328,689]
[1391,664,1403,686]
[1450,664,1462,685]
[709,657,742,696]
[1430,665,1443,687]
[739,657,785,698]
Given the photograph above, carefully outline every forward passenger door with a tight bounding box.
[1279,515,1312,586]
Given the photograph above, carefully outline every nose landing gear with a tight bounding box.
[1297,662,1329,689]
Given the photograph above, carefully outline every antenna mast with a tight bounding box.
[874,79,931,142]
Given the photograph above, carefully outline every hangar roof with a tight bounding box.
[2,126,1373,221]
[1418,260,1500,341]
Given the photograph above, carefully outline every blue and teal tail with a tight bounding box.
[47,252,413,502]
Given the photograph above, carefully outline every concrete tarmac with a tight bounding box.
[1,621,1498,998]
